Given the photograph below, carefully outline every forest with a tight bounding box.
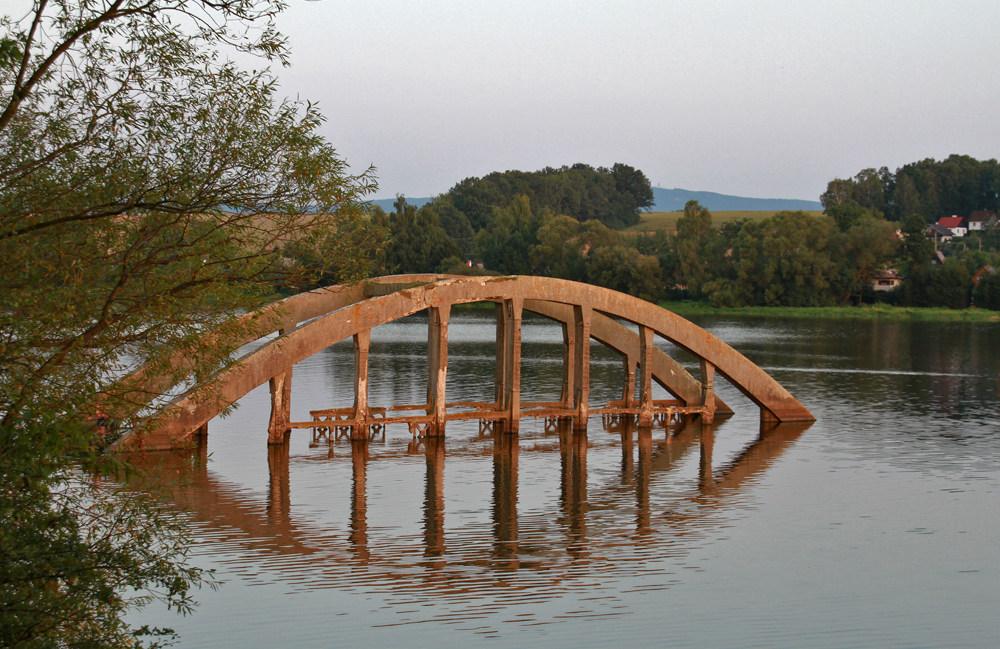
[342,157,1000,311]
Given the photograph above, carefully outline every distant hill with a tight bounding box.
[651,187,822,212]
[371,188,822,215]
[371,196,432,211]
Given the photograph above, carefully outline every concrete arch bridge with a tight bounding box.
[117,275,814,451]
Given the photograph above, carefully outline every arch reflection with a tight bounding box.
[136,417,810,627]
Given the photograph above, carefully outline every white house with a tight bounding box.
[968,211,998,231]
[937,216,967,237]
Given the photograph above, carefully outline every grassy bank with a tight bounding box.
[627,210,824,233]
[660,301,1000,322]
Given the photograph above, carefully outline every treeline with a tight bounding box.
[657,206,1000,310]
[822,154,1000,222]
[367,162,654,272]
[358,193,1000,310]
[296,158,1000,311]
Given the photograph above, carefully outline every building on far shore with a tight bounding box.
[968,210,998,231]
[872,270,904,292]
[927,222,954,244]
[937,216,967,237]
[972,265,996,287]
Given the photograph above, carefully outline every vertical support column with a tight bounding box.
[503,297,523,433]
[572,305,592,431]
[494,302,508,407]
[638,325,654,426]
[267,367,292,444]
[559,320,577,414]
[699,359,716,424]
[621,356,636,408]
[351,329,371,440]
[426,304,451,436]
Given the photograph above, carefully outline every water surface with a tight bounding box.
[135,312,1000,648]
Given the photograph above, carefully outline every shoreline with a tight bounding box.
[659,301,1000,322]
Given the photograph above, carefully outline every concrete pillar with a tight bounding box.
[572,305,592,431]
[621,355,636,408]
[638,325,654,427]
[560,320,577,414]
[426,304,451,436]
[700,359,716,424]
[267,367,292,444]
[351,329,371,440]
[502,297,523,433]
[494,302,508,406]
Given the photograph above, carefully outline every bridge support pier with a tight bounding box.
[559,319,576,418]
[621,356,637,410]
[351,330,371,440]
[501,298,523,433]
[572,305,592,431]
[638,325,654,427]
[426,305,451,436]
[267,367,293,444]
[700,359,716,424]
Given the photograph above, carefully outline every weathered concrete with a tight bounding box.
[115,275,814,451]
[522,300,735,417]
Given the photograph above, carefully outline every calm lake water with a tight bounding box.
[134,312,1000,648]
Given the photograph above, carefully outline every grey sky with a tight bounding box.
[269,0,997,201]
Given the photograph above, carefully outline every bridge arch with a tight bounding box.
[116,275,813,451]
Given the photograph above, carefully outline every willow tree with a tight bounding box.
[0,1,379,646]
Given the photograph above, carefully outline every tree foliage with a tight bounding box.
[1,1,378,646]
[1,419,208,649]
[474,195,545,275]
[374,196,459,274]
[443,163,653,231]
[822,156,1000,222]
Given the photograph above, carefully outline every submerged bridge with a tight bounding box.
[116,275,813,451]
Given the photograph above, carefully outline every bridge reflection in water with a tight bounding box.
[147,417,808,629]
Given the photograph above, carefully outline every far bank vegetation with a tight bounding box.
[294,156,1000,313]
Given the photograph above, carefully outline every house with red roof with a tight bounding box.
[937,216,967,237]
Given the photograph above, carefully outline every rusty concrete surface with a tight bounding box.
[114,275,814,451]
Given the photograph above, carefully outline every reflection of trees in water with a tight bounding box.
[684,316,999,412]
[140,419,808,630]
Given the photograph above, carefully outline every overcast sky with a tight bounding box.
[113,1,1000,201]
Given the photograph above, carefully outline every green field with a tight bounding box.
[627,210,825,233]
[660,301,1000,322]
